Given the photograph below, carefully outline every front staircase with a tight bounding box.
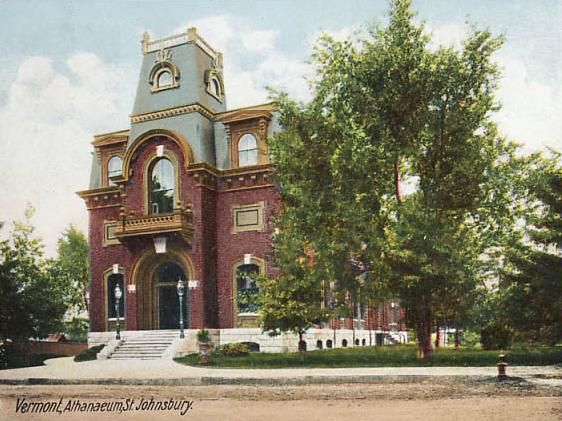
[109,330,178,360]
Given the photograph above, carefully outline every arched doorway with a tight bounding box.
[155,262,187,330]
[132,247,194,330]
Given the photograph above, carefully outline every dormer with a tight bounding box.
[220,104,275,169]
[131,28,226,119]
[91,130,129,188]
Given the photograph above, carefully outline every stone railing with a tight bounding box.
[142,27,220,63]
[114,208,194,242]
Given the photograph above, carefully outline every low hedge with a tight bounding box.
[74,345,105,362]
[216,343,251,357]
[175,344,562,368]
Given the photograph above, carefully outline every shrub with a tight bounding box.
[461,330,481,348]
[65,317,89,343]
[197,329,210,343]
[74,345,104,362]
[217,342,250,357]
[481,322,514,350]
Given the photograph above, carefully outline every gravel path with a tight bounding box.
[0,381,560,421]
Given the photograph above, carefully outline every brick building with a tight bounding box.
[79,28,406,354]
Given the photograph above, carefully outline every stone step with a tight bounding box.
[111,354,164,359]
[114,348,166,354]
[119,342,171,348]
[124,337,177,341]
[110,355,162,360]
[107,330,183,360]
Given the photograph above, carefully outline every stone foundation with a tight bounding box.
[89,328,408,356]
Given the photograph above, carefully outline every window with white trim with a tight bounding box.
[238,134,258,166]
[107,156,123,186]
[150,157,175,214]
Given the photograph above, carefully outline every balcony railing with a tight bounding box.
[114,208,194,243]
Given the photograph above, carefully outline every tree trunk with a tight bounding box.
[298,331,304,361]
[434,322,441,348]
[394,158,403,204]
[415,308,433,360]
[455,328,461,348]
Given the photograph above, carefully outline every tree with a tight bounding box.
[0,206,67,344]
[259,230,329,356]
[265,0,513,359]
[501,158,562,344]
[50,225,89,313]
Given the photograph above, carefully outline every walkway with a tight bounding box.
[0,357,560,386]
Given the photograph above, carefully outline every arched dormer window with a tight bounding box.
[204,70,224,101]
[150,157,175,214]
[211,78,221,96]
[157,70,173,88]
[238,134,258,167]
[107,156,122,186]
[149,62,180,92]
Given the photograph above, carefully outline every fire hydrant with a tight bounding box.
[497,353,508,380]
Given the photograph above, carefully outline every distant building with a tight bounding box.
[78,28,406,354]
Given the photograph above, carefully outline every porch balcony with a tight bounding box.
[114,208,194,243]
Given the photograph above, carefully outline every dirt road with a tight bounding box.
[0,379,560,421]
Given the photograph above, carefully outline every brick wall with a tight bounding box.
[12,341,87,357]
[215,186,280,327]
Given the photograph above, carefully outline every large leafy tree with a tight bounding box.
[50,225,89,313]
[260,232,329,352]
[501,159,562,344]
[0,207,67,343]
[263,0,514,359]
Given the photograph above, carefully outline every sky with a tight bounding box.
[0,0,560,256]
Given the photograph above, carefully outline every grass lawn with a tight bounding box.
[174,344,562,368]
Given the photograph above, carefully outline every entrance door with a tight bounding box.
[155,262,188,330]
[158,286,180,329]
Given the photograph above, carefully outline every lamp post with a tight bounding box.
[177,278,185,339]
[114,284,122,340]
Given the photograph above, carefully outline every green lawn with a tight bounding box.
[174,344,562,368]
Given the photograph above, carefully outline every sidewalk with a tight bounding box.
[0,357,560,386]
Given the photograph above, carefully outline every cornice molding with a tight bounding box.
[186,162,274,178]
[76,186,120,200]
[130,102,215,124]
[216,102,276,120]
[92,130,129,147]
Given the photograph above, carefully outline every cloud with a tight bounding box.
[426,22,468,51]
[0,53,133,256]
[495,56,562,152]
[182,15,313,107]
[241,30,278,53]
[427,22,561,153]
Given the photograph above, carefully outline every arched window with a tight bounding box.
[107,156,122,186]
[157,70,173,88]
[150,158,175,214]
[149,59,180,92]
[236,263,260,313]
[209,77,221,97]
[238,134,258,167]
[107,273,125,319]
[157,261,185,282]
